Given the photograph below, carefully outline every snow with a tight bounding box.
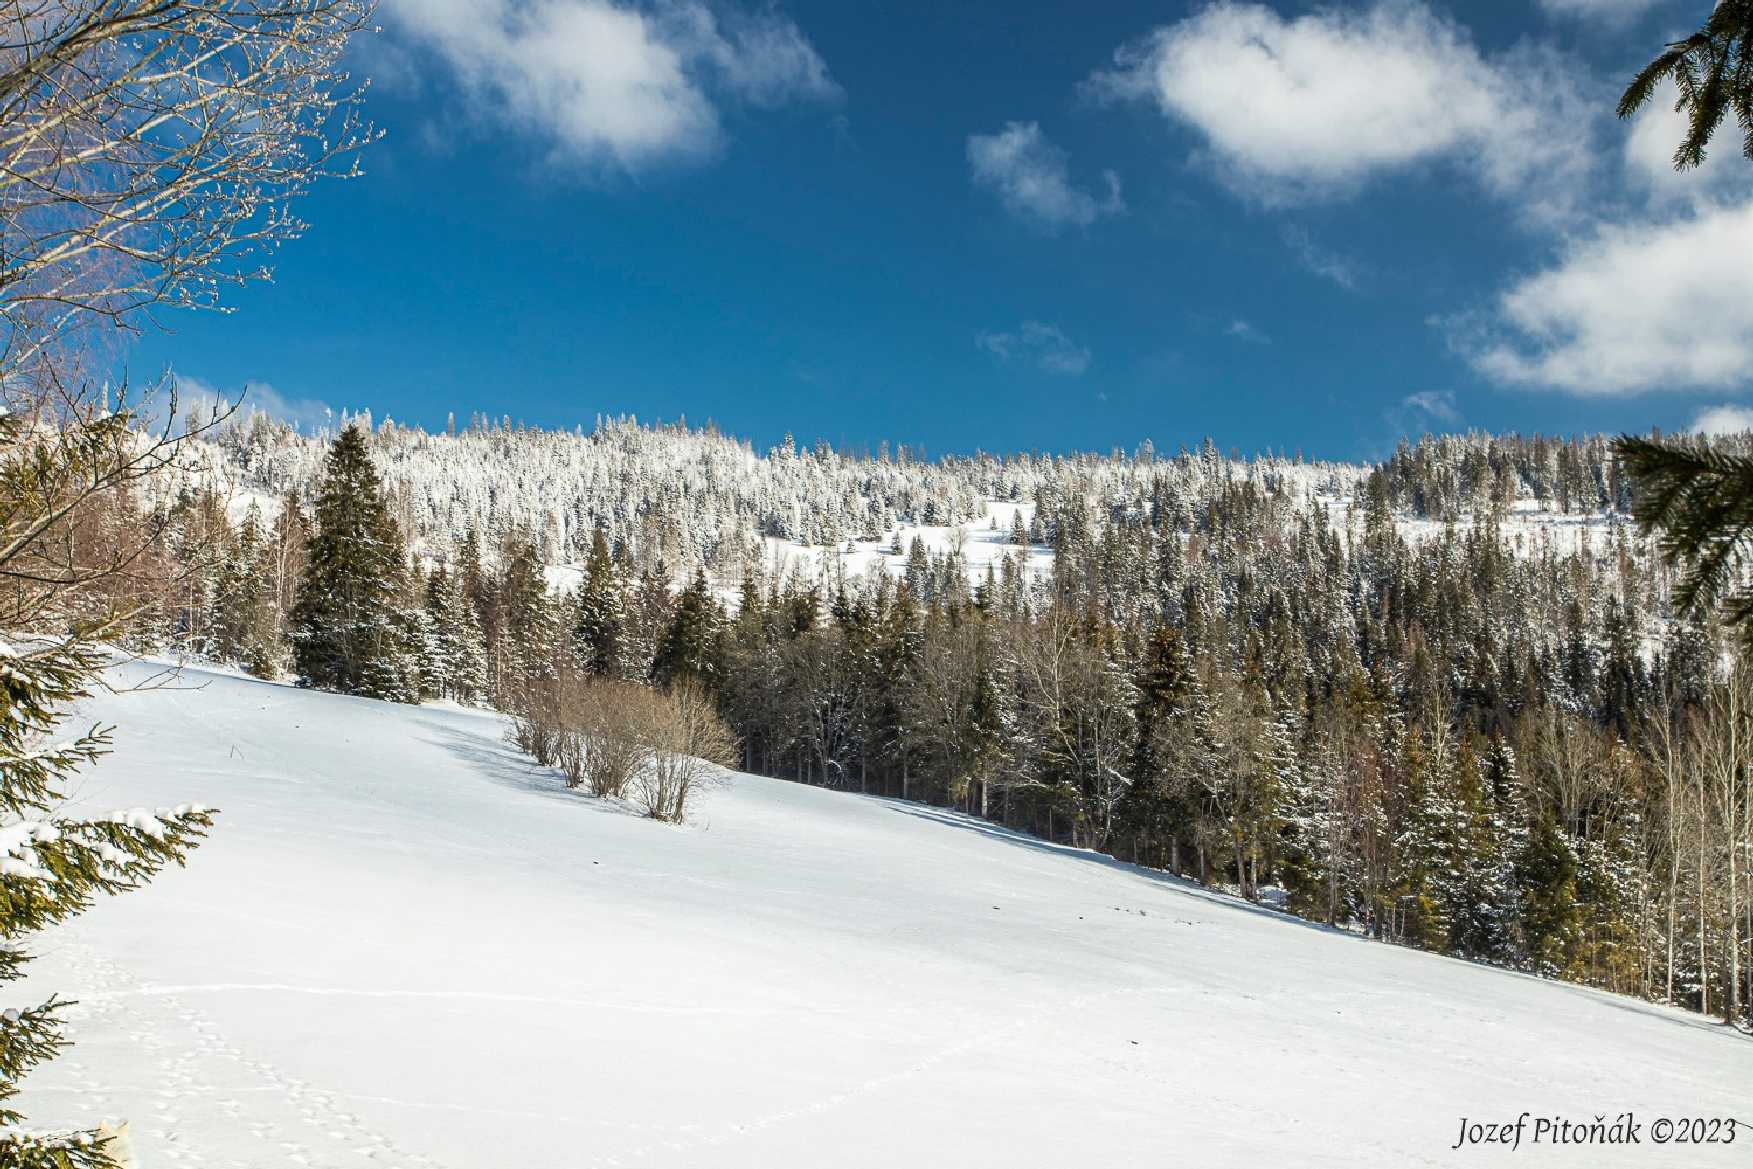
[12,662,1748,1168]
[758,498,1054,591]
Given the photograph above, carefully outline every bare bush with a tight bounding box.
[508,674,739,823]
[637,681,739,824]
[506,675,568,769]
[507,674,656,798]
[577,680,660,799]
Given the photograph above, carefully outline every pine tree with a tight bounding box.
[0,641,214,1167]
[1619,1,1753,169]
[421,566,488,704]
[497,530,562,692]
[215,503,281,677]
[1615,435,1753,648]
[574,529,626,677]
[1447,734,1516,961]
[1394,727,1465,951]
[0,411,216,1167]
[905,536,930,597]
[167,488,230,658]
[1118,626,1194,870]
[653,569,722,689]
[1517,810,1584,977]
[291,425,411,700]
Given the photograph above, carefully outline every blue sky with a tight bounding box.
[136,0,1753,461]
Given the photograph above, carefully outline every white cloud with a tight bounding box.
[1086,1,1592,216]
[977,321,1093,376]
[169,375,338,434]
[1402,390,1459,423]
[667,2,838,108]
[1386,389,1461,436]
[379,0,838,170]
[1692,404,1753,436]
[1464,200,1753,394]
[967,122,1123,232]
[1225,319,1270,344]
[1622,79,1753,206]
[1539,0,1667,18]
[1282,225,1362,289]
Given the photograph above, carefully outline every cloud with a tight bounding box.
[1085,1,1592,217]
[1538,0,1667,18]
[1386,389,1461,437]
[1622,79,1753,206]
[1463,200,1753,394]
[1402,390,1459,423]
[967,122,1124,232]
[977,321,1093,376]
[1282,225,1362,289]
[1692,404,1753,436]
[169,375,338,434]
[378,0,839,170]
[1225,319,1270,344]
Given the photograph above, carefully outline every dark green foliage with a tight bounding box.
[1619,0,1753,169]
[652,570,723,689]
[1515,812,1583,978]
[419,565,488,704]
[106,418,1753,1023]
[1118,627,1195,869]
[573,530,626,677]
[1615,434,1753,647]
[496,531,566,693]
[0,595,211,1164]
[291,426,411,699]
[214,504,283,677]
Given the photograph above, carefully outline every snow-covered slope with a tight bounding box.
[16,664,1748,1168]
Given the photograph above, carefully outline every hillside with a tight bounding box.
[12,662,1748,1168]
[189,413,1643,588]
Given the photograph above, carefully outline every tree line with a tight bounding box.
[118,419,1753,1030]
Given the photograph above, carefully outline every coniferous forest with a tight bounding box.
[100,411,1753,1030]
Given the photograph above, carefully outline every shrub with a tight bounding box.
[509,674,739,823]
[636,681,739,823]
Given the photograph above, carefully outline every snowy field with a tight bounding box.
[759,499,1055,590]
[14,662,1750,1168]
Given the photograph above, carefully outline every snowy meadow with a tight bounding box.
[15,662,1749,1168]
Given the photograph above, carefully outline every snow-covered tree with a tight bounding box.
[292,426,412,700]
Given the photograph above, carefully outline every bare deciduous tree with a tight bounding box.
[0,0,376,395]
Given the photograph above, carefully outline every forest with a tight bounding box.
[88,409,1753,1031]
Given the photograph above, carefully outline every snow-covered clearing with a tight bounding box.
[14,663,1748,1168]
[760,499,1053,590]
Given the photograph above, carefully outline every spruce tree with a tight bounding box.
[573,529,626,677]
[1619,1,1753,169]
[1394,728,1464,951]
[215,504,281,677]
[1516,811,1584,978]
[421,566,488,704]
[0,641,214,1167]
[1447,734,1515,961]
[291,425,411,700]
[1615,435,1753,648]
[1119,626,1194,870]
[496,531,558,691]
[0,412,215,1167]
[653,570,721,689]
